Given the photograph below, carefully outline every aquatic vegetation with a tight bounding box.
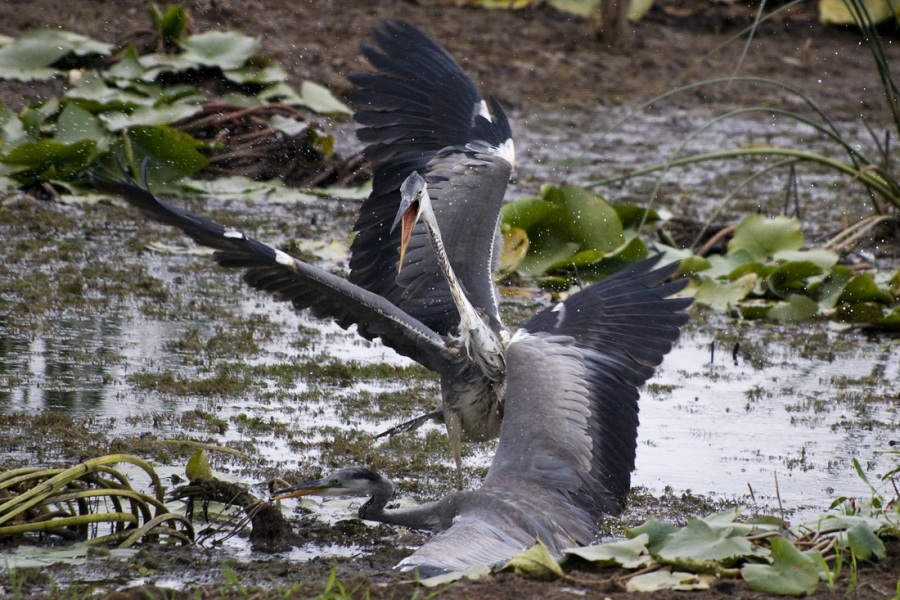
[0,4,352,190]
[0,454,192,547]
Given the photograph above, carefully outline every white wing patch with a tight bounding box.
[274,248,297,269]
[551,302,566,328]
[476,99,492,121]
[223,229,244,239]
[493,138,515,169]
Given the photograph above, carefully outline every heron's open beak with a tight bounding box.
[271,477,330,501]
[394,199,419,273]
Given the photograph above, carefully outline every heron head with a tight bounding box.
[392,172,429,272]
[272,466,390,500]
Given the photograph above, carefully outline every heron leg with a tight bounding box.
[374,409,443,439]
[445,410,464,490]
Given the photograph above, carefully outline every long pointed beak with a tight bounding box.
[271,477,330,501]
[392,200,419,273]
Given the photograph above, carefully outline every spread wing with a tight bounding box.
[486,257,691,517]
[93,171,449,373]
[348,20,513,334]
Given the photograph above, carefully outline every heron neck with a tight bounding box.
[360,490,459,532]
[419,199,481,332]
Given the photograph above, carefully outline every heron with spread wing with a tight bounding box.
[95,21,514,485]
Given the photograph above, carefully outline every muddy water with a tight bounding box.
[0,107,897,565]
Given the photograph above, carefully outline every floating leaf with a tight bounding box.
[224,65,289,86]
[2,138,96,183]
[0,29,112,81]
[626,569,712,592]
[499,226,529,276]
[835,301,885,323]
[654,516,759,564]
[114,125,207,185]
[565,533,653,568]
[501,539,564,580]
[728,215,803,261]
[847,521,886,561]
[837,274,894,305]
[693,273,757,311]
[767,294,820,322]
[629,518,679,554]
[741,536,820,596]
[812,264,855,309]
[179,31,261,70]
[55,102,105,145]
[100,103,203,131]
[417,563,490,587]
[298,81,353,115]
[766,260,822,299]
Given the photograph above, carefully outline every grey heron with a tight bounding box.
[273,251,691,575]
[95,21,519,485]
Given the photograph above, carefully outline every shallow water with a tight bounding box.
[0,107,897,569]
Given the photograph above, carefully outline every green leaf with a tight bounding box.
[654,516,759,564]
[417,563,490,587]
[499,226,529,277]
[766,260,822,299]
[612,202,659,229]
[114,125,207,185]
[835,301,885,324]
[553,184,624,253]
[629,518,679,554]
[811,264,854,309]
[223,65,289,86]
[154,4,190,46]
[837,274,894,305]
[728,214,803,261]
[0,29,112,81]
[564,533,653,568]
[847,521,886,561]
[693,273,757,311]
[626,569,712,592]
[2,138,96,183]
[767,295,820,322]
[99,103,203,131]
[179,31,261,70]
[185,449,212,481]
[501,197,556,232]
[501,539,564,580]
[772,248,839,270]
[55,103,105,145]
[297,81,353,115]
[741,536,820,596]
[767,295,819,322]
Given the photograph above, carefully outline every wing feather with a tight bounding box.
[348,20,513,334]
[93,172,449,373]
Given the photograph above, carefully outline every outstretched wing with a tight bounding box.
[94,171,449,373]
[487,257,691,517]
[348,20,513,335]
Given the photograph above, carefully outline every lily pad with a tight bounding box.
[693,273,758,311]
[728,214,803,261]
[626,569,712,592]
[565,533,653,569]
[179,31,261,70]
[741,536,820,596]
[501,539,564,580]
[767,294,820,322]
[654,516,760,564]
[0,29,112,81]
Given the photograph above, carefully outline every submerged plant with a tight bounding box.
[0,454,192,547]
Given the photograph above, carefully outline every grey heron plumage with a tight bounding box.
[95,20,519,485]
[95,23,692,575]
[274,255,691,575]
